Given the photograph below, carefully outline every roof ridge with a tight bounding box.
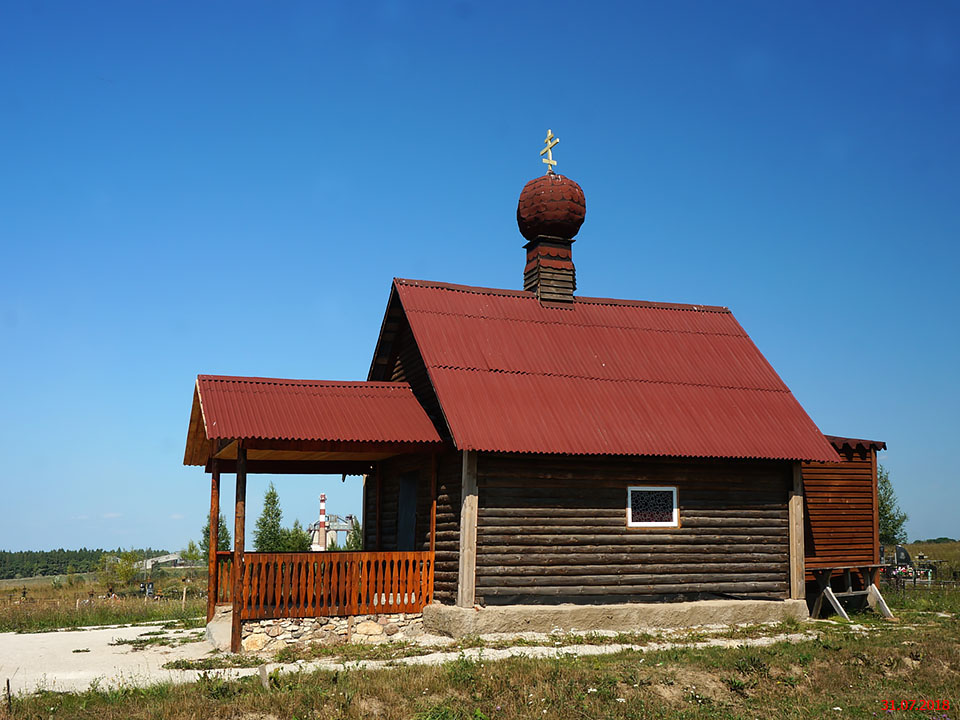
[394,277,731,314]
[404,306,747,337]
[429,365,790,394]
[197,375,412,390]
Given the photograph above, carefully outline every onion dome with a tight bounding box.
[516,173,586,241]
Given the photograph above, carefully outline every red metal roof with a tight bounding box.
[825,435,887,454]
[393,278,838,461]
[188,375,441,458]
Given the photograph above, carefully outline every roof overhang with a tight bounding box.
[825,434,887,454]
[183,375,443,471]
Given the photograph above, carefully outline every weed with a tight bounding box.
[446,651,481,686]
[196,671,235,700]
[415,704,464,720]
[724,675,750,696]
[734,652,770,677]
[163,656,264,670]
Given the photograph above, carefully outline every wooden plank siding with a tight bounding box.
[475,454,792,604]
[802,448,879,577]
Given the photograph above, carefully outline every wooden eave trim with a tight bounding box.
[206,459,377,475]
[242,438,440,454]
[183,384,215,466]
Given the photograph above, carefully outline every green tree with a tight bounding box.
[180,540,203,566]
[345,518,363,551]
[199,513,232,556]
[878,464,908,545]
[97,550,139,588]
[280,520,313,552]
[254,482,285,552]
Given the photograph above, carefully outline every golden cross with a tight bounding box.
[540,129,559,173]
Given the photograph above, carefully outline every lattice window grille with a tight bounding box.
[627,486,679,527]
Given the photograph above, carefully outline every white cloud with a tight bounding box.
[169,513,184,520]
[102,512,122,519]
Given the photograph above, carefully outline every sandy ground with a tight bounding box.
[0,620,821,696]
[0,622,215,695]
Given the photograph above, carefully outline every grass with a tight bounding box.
[0,596,207,633]
[885,582,960,614]
[108,628,205,651]
[0,569,209,633]
[163,654,265,670]
[6,609,959,719]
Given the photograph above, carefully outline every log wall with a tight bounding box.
[802,448,879,575]
[475,454,792,604]
[361,450,462,604]
[432,451,462,604]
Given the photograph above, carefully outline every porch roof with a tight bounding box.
[183,375,443,467]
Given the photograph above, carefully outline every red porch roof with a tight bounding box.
[183,375,442,466]
[390,278,838,462]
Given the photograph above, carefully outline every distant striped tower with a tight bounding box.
[310,494,328,551]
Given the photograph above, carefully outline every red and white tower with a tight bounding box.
[310,494,328,551]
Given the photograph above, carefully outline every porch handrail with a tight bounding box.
[234,551,434,621]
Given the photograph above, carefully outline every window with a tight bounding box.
[627,486,679,528]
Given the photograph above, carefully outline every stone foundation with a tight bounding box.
[423,599,809,638]
[240,612,424,654]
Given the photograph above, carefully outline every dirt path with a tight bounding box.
[0,622,818,696]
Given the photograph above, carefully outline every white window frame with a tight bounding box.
[626,486,679,528]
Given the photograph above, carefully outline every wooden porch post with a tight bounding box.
[429,453,437,554]
[870,448,880,564]
[206,465,220,622]
[457,450,478,608]
[375,463,382,551]
[230,442,247,652]
[789,463,805,600]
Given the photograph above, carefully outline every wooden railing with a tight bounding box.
[235,551,434,620]
[215,552,233,604]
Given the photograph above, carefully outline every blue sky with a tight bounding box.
[1,2,957,552]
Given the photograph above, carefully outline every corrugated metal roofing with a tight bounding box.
[393,278,838,462]
[825,435,887,453]
[185,376,441,465]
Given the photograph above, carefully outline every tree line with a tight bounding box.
[0,547,168,580]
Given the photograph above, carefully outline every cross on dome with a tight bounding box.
[540,129,559,173]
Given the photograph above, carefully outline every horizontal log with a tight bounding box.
[482,485,785,499]
[477,512,786,526]
[477,551,788,565]
[480,506,786,518]
[480,581,787,596]
[477,563,785,577]
[477,530,786,544]
[477,522,787,536]
[478,572,785,587]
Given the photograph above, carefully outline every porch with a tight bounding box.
[184,376,445,651]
